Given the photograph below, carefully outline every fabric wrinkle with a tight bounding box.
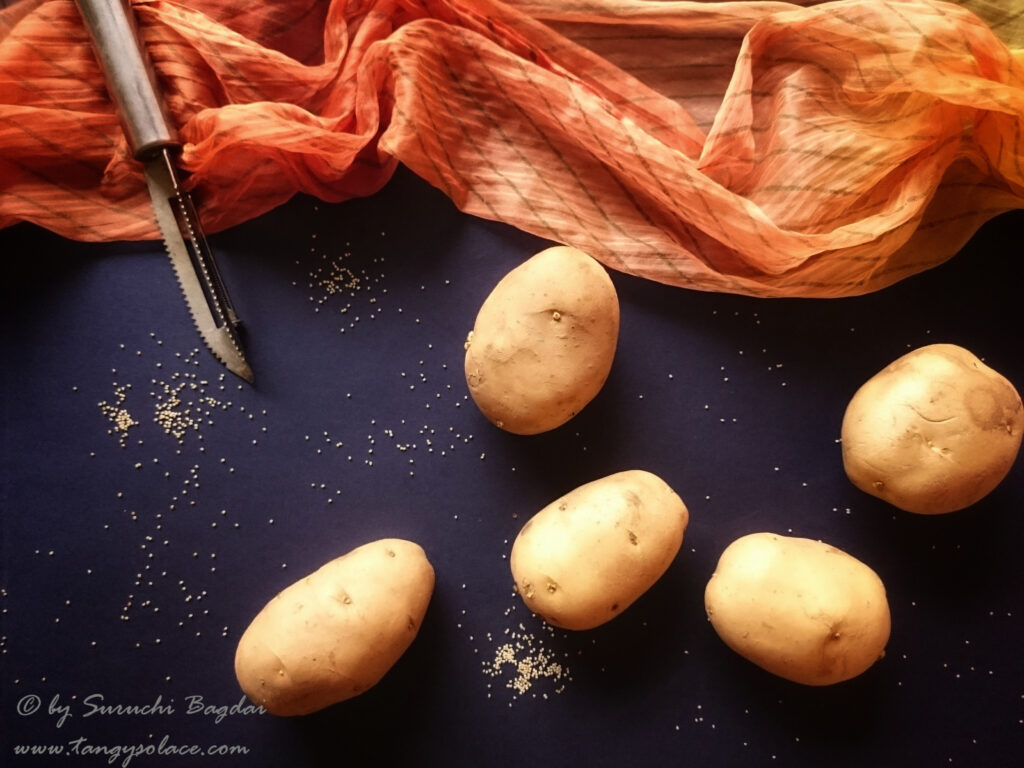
[0,0,1021,297]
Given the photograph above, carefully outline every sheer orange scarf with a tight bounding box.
[1,0,1021,296]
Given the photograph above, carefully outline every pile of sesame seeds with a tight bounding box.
[300,217,388,333]
[481,622,571,702]
[97,382,137,447]
[96,341,247,449]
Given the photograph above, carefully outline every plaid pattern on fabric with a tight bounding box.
[1,0,1021,296]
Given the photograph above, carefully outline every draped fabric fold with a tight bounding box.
[1,0,1022,296]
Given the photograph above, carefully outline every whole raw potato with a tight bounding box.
[234,539,434,715]
[510,469,688,630]
[704,533,890,686]
[464,245,619,434]
[841,343,1023,514]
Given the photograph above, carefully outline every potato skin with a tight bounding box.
[704,533,890,686]
[841,343,1023,514]
[234,539,434,716]
[510,470,688,630]
[464,245,619,435]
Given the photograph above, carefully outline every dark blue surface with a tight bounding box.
[2,166,1022,766]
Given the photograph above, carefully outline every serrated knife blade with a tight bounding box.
[145,148,254,382]
[76,0,253,383]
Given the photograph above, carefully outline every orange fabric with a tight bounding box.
[0,0,1021,296]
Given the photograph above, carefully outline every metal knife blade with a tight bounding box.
[75,0,253,383]
[145,148,254,383]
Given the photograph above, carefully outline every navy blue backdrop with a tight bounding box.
[2,165,1022,766]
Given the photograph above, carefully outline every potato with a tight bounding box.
[510,469,688,630]
[841,343,1023,514]
[234,538,434,716]
[704,532,890,686]
[464,245,619,434]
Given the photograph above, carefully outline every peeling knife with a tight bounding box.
[75,0,254,383]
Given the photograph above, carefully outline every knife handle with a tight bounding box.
[76,0,178,160]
